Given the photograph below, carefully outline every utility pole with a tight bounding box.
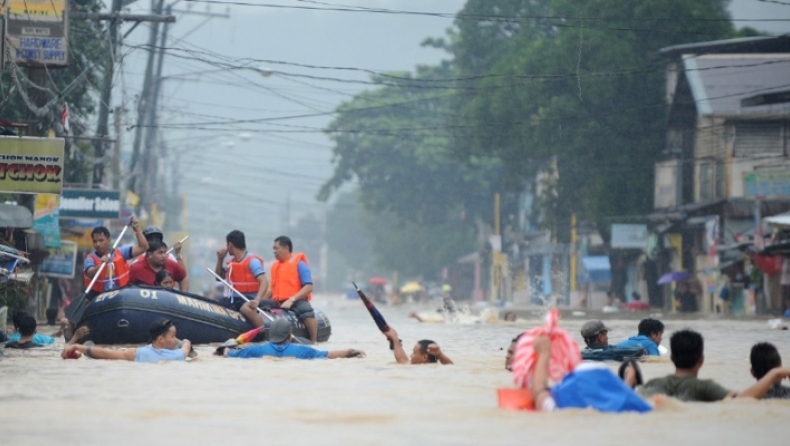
[130,2,229,215]
[141,2,172,213]
[91,0,123,187]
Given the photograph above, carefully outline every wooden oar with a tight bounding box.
[166,235,189,254]
[206,267,274,322]
[65,219,133,324]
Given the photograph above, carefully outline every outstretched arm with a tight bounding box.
[62,343,136,361]
[327,348,366,359]
[738,367,790,399]
[383,327,409,364]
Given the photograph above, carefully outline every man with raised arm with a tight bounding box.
[381,325,453,365]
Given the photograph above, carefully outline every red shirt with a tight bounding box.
[129,256,187,286]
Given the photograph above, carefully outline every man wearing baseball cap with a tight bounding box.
[219,318,365,360]
[581,320,612,349]
[581,320,646,361]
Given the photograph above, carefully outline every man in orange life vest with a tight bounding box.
[214,230,269,324]
[259,235,319,343]
[83,218,149,300]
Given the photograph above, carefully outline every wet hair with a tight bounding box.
[274,235,293,252]
[511,333,523,344]
[155,269,174,287]
[751,342,782,380]
[18,315,37,336]
[91,226,110,239]
[670,329,704,369]
[226,230,246,250]
[146,240,168,254]
[417,339,438,363]
[12,310,31,329]
[149,318,174,342]
[637,318,664,337]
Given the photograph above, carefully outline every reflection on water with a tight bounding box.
[1,297,789,446]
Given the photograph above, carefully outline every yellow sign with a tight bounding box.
[7,0,66,19]
[0,136,64,194]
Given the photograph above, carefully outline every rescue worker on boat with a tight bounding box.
[257,235,319,343]
[215,230,269,325]
[84,218,148,300]
[61,218,149,342]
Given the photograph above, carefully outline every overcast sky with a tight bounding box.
[113,0,789,253]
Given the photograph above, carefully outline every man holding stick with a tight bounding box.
[62,218,147,341]
[215,230,269,325]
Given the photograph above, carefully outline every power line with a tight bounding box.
[180,0,790,24]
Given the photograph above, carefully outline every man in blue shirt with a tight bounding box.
[61,318,191,363]
[219,318,364,360]
[616,318,664,356]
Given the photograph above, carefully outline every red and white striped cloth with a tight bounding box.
[512,309,581,387]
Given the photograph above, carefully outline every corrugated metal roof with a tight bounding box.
[683,54,790,117]
[659,35,790,59]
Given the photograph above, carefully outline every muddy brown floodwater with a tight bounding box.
[2,296,789,446]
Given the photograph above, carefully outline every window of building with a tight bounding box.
[734,121,787,156]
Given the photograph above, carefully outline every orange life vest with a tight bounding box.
[84,249,130,293]
[270,252,312,302]
[226,253,265,294]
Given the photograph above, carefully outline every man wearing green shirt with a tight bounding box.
[640,329,790,402]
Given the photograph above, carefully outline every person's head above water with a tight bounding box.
[411,339,438,364]
[505,333,523,371]
[148,318,179,349]
[581,320,610,347]
[750,342,782,380]
[670,329,704,372]
[12,310,32,330]
[637,318,664,346]
[17,315,37,337]
[155,269,175,289]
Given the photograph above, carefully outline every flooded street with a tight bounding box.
[2,297,790,446]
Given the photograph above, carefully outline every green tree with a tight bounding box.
[442,0,735,239]
[319,66,504,277]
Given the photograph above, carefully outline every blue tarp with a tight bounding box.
[579,256,611,284]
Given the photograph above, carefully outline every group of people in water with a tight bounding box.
[4,217,790,412]
[504,316,790,412]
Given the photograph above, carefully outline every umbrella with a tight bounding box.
[512,309,581,387]
[400,281,423,294]
[657,271,691,285]
[352,282,390,332]
[367,276,389,286]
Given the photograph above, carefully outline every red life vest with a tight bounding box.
[226,253,265,294]
[270,252,311,302]
[84,249,130,293]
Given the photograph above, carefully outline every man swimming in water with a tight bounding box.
[218,318,364,360]
[749,342,790,399]
[382,325,453,365]
[61,318,191,363]
[639,329,790,401]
